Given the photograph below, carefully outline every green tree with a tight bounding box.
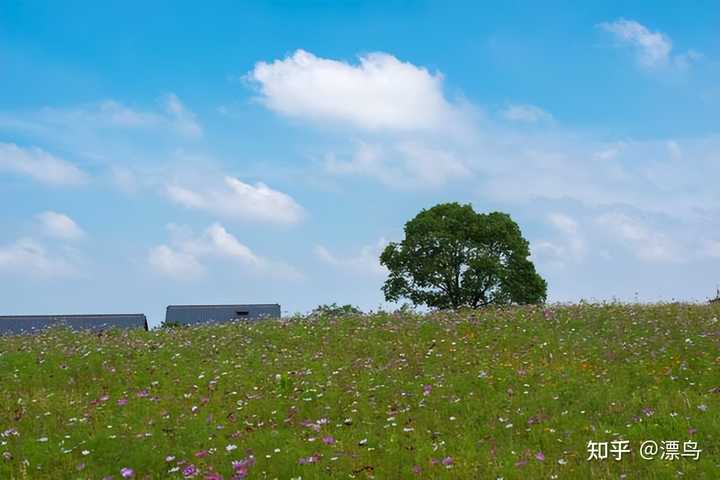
[380,202,547,309]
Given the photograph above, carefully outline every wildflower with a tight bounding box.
[412,465,422,475]
[442,456,454,466]
[535,451,545,461]
[225,444,237,452]
[166,455,176,462]
[137,389,149,398]
[204,473,223,480]
[195,450,209,458]
[423,384,432,396]
[358,438,368,446]
[37,437,48,442]
[120,467,134,478]
[117,398,128,406]
[81,450,90,456]
[298,453,321,464]
[182,464,197,477]
[232,456,255,473]
[322,435,336,445]
[698,404,708,412]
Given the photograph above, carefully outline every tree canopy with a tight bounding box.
[380,202,547,309]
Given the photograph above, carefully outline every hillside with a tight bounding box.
[1,303,718,479]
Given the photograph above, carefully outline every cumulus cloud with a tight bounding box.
[0,238,79,278]
[165,176,305,225]
[314,238,389,276]
[248,49,463,131]
[502,104,553,123]
[36,211,85,240]
[0,142,88,186]
[148,223,300,280]
[598,19,699,69]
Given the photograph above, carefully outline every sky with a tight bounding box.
[1,1,719,326]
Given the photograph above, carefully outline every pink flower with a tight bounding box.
[535,451,545,461]
[204,473,223,480]
[322,435,336,445]
[120,467,134,478]
[137,389,149,398]
[412,465,422,475]
[423,384,432,396]
[441,456,454,466]
[194,450,208,458]
[117,398,128,406]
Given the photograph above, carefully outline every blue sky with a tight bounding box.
[1,2,719,325]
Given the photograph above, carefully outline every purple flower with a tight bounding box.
[423,384,432,396]
[322,435,336,445]
[194,450,208,458]
[231,455,255,477]
[182,464,197,477]
[117,398,128,406]
[412,465,422,475]
[137,389,149,398]
[204,473,223,480]
[441,456,454,466]
[535,451,545,461]
[120,467,134,478]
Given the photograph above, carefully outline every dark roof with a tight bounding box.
[167,304,280,308]
[0,314,148,335]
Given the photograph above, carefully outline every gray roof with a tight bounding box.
[0,314,148,335]
[165,304,280,326]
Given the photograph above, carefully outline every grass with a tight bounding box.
[0,302,719,479]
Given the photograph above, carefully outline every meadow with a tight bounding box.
[0,303,718,479]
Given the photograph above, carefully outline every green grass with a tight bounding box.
[1,303,719,479]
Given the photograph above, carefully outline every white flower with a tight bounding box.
[81,450,90,456]
[225,444,237,452]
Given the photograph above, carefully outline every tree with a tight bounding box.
[309,303,363,317]
[380,202,547,309]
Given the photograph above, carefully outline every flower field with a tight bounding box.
[1,303,719,479]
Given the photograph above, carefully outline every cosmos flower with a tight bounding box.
[120,467,134,478]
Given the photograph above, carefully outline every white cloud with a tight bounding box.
[161,93,203,139]
[531,213,586,268]
[147,244,204,279]
[165,176,305,225]
[0,142,88,186]
[314,238,389,276]
[502,104,553,123]
[2,93,202,141]
[36,211,85,240]
[325,141,470,188]
[248,49,462,131]
[595,212,681,263]
[148,223,300,280]
[598,19,699,69]
[0,238,79,278]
